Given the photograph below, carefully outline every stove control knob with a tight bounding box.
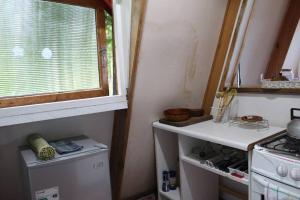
[290,168,300,181]
[276,165,288,177]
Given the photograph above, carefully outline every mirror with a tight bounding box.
[224,0,300,92]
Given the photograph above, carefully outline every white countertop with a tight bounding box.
[153,120,286,151]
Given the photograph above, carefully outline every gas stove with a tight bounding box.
[258,133,300,159]
[252,132,300,190]
[250,109,300,199]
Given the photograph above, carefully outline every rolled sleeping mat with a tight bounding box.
[27,134,55,160]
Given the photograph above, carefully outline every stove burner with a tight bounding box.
[260,134,300,158]
[283,137,300,153]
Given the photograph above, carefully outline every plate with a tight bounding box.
[241,115,263,122]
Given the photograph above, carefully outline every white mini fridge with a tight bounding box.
[20,136,112,200]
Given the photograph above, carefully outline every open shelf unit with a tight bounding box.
[180,154,248,186]
[178,133,248,199]
[154,129,180,200]
[154,128,249,200]
[153,120,284,200]
[159,188,180,200]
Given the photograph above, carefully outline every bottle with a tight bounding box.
[162,171,169,192]
[168,170,177,190]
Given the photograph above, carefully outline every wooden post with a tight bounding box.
[110,1,148,199]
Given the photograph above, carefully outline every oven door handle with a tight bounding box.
[253,175,300,199]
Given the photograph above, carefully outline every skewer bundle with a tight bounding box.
[214,88,237,122]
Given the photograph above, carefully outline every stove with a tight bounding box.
[251,132,300,197]
[259,133,300,158]
[250,109,300,199]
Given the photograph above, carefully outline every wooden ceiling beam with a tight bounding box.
[202,0,244,115]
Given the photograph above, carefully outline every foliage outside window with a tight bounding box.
[105,11,116,96]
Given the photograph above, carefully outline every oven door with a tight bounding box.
[251,172,300,200]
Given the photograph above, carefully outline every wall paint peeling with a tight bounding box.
[184,39,200,101]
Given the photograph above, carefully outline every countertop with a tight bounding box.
[153,120,286,151]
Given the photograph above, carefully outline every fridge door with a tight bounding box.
[28,150,111,200]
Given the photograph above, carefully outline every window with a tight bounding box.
[282,19,300,79]
[0,0,115,108]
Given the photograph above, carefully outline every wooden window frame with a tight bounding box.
[0,0,110,108]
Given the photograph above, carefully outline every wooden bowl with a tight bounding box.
[164,108,191,122]
[189,109,204,117]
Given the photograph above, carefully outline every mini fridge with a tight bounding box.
[20,136,112,200]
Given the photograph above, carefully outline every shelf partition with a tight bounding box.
[159,188,180,200]
[181,154,249,186]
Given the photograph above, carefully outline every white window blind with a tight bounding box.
[0,0,101,98]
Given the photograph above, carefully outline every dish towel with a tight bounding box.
[49,140,83,154]
[27,133,55,160]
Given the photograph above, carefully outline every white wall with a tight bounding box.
[283,19,300,78]
[121,0,228,198]
[220,0,300,128]
[240,0,288,85]
[0,111,114,200]
[235,93,300,127]
[226,0,289,86]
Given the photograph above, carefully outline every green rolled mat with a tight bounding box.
[27,134,56,160]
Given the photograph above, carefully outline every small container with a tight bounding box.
[168,170,177,190]
[205,154,223,167]
[228,159,248,180]
[162,171,169,192]
[211,106,231,123]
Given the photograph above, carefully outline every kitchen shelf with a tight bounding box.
[180,154,249,186]
[153,120,285,151]
[159,188,180,200]
[153,120,283,199]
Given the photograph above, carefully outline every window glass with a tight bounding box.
[0,0,101,97]
[105,11,115,95]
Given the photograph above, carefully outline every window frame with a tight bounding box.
[0,0,110,108]
[0,0,130,127]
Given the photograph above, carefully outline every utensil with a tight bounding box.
[224,89,237,107]
[287,108,300,139]
[214,89,237,122]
